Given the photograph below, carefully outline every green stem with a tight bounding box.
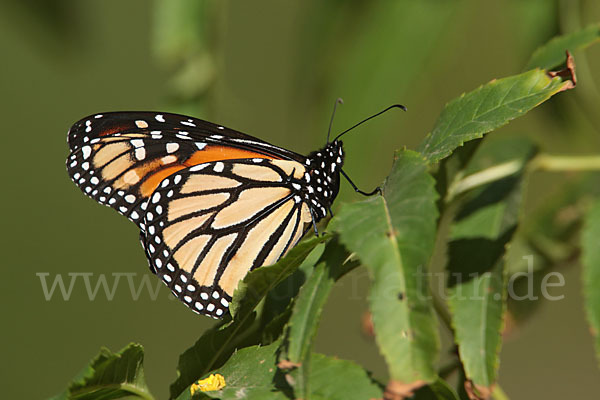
[447,154,600,201]
[431,289,453,333]
[529,154,600,171]
[492,384,510,400]
[70,384,155,400]
[446,159,524,202]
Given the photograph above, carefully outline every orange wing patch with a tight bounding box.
[137,145,280,197]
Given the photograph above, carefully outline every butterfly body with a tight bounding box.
[66,111,344,318]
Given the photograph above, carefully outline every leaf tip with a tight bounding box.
[546,51,577,91]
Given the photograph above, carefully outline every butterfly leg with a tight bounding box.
[308,206,320,236]
[340,168,381,196]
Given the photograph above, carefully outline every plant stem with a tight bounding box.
[446,159,524,201]
[529,154,600,171]
[431,289,453,333]
[492,384,510,400]
[447,154,600,201]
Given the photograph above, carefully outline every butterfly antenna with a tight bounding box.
[333,104,407,142]
[327,98,344,143]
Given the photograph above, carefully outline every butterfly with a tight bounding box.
[66,102,404,318]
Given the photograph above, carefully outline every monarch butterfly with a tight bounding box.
[66,102,405,318]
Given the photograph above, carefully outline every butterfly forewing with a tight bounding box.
[66,112,301,230]
[141,159,312,318]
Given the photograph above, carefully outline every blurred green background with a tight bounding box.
[2,1,600,398]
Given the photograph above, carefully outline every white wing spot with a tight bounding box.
[135,147,146,161]
[131,139,144,148]
[181,121,196,127]
[166,142,179,153]
[81,146,92,160]
[135,120,149,129]
[196,142,207,150]
[152,192,161,203]
[155,114,165,122]
[213,162,225,173]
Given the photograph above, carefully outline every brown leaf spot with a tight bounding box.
[464,380,493,400]
[384,380,427,400]
[277,359,302,370]
[361,311,375,338]
[546,51,577,91]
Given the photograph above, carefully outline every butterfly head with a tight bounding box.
[304,140,344,218]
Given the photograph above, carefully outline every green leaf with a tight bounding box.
[446,138,536,388]
[170,315,258,399]
[331,149,440,384]
[178,341,291,400]
[525,23,600,70]
[171,236,329,399]
[231,234,331,318]
[280,240,355,398]
[306,353,384,400]
[50,343,154,400]
[417,69,573,164]
[283,239,352,364]
[414,379,461,400]
[581,198,600,367]
[260,243,327,343]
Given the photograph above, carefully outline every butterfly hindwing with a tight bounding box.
[140,158,312,318]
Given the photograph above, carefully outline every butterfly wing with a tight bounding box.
[140,158,312,318]
[66,112,303,230]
